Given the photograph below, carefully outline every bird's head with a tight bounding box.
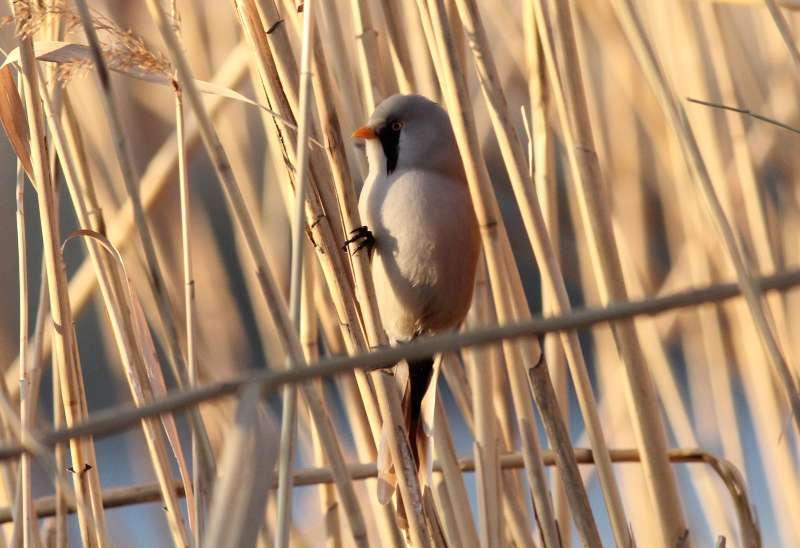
[353,94,463,179]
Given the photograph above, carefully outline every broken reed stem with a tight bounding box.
[533,0,690,544]
[11,6,108,545]
[276,1,316,543]
[454,0,629,544]
[143,2,369,546]
[610,0,800,444]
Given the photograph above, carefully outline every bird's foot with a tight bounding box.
[343,225,375,256]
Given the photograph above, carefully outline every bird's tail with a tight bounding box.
[395,356,435,530]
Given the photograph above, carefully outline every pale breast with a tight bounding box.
[359,169,480,342]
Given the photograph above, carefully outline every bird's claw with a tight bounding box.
[343,225,375,256]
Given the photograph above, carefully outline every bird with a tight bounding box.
[347,94,480,527]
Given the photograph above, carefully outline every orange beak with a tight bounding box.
[352,126,377,139]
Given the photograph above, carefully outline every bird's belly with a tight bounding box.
[361,171,479,342]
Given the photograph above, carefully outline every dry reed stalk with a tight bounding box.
[531,0,691,544]
[276,0,316,540]
[10,8,107,546]
[522,8,571,544]
[462,263,502,548]
[302,257,343,548]
[674,3,800,411]
[725,298,800,542]
[613,225,737,539]
[0,385,94,548]
[142,2,370,546]
[65,232,191,548]
[453,0,630,544]
[430,476,459,546]
[303,11,414,546]
[6,446,758,536]
[764,0,800,80]
[432,0,599,544]
[610,0,800,435]
[349,0,386,114]
[476,269,536,548]
[14,95,36,548]
[170,2,203,541]
[666,7,746,480]
[431,402,480,546]
[447,325,540,546]
[245,28,402,548]
[418,0,564,546]
[6,265,800,473]
[375,0,414,93]
[203,386,278,548]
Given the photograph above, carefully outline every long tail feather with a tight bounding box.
[395,356,436,530]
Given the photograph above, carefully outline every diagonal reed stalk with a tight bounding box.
[0,266,797,466]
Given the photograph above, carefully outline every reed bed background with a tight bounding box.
[0,0,798,546]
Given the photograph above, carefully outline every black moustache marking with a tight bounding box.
[377,119,401,175]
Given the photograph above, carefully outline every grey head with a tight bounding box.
[353,94,464,179]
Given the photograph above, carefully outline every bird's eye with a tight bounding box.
[391,121,404,132]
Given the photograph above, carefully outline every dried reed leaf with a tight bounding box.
[63,229,192,544]
[2,41,321,147]
[0,66,32,180]
[130,295,196,536]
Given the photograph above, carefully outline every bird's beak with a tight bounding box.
[352,126,378,140]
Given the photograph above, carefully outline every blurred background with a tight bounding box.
[0,0,799,546]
